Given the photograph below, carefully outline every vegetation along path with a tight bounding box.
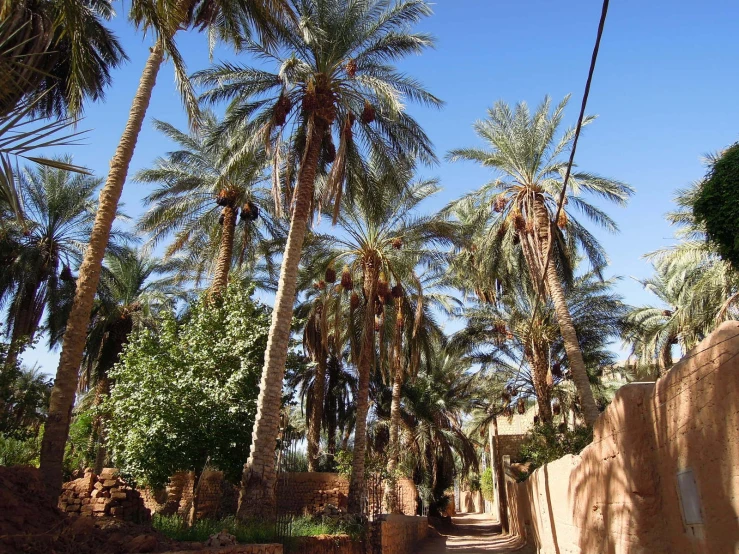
[416,513,534,554]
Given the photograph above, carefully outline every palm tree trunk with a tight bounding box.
[39,42,165,498]
[383,302,403,513]
[211,204,237,294]
[237,117,327,520]
[529,345,553,423]
[531,196,599,427]
[307,353,326,472]
[492,416,508,533]
[544,265,599,426]
[326,358,337,460]
[348,256,379,514]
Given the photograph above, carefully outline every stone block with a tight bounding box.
[102,479,118,487]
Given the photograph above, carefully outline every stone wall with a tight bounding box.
[59,468,150,523]
[507,321,739,554]
[275,473,417,517]
[377,515,428,554]
[276,472,349,516]
[142,470,238,520]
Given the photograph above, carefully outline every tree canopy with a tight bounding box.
[105,280,272,487]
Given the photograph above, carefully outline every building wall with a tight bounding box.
[507,321,739,554]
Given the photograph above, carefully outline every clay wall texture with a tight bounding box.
[508,321,739,554]
[378,515,428,554]
[59,468,150,523]
[275,472,350,516]
[141,470,238,520]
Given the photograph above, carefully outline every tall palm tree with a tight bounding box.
[195,0,439,517]
[40,0,290,496]
[0,160,126,366]
[307,168,458,512]
[135,112,283,294]
[0,0,127,118]
[448,96,633,426]
[79,247,178,472]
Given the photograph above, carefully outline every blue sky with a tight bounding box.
[24,0,739,373]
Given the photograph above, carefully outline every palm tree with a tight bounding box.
[307,168,458,512]
[78,247,177,472]
[448,96,633,426]
[454,269,625,425]
[135,112,283,294]
[399,347,477,517]
[624,180,739,372]
[0,0,127,118]
[0,160,126,366]
[39,0,290,496]
[194,0,439,517]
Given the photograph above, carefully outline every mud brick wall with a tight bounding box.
[59,468,150,523]
[141,470,238,520]
[276,472,350,516]
[508,321,739,554]
[377,515,428,554]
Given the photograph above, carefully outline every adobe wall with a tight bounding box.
[377,514,428,554]
[458,490,483,513]
[141,470,238,520]
[275,472,350,515]
[508,321,739,553]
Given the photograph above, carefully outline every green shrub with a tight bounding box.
[480,468,494,501]
[694,142,739,269]
[518,423,593,471]
[467,472,480,492]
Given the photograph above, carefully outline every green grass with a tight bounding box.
[152,514,278,543]
[152,514,365,544]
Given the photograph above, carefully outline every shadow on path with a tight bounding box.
[415,513,534,554]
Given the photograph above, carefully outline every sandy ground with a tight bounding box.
[415,513,535,554]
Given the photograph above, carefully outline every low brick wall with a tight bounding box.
[378,515,427,554]
[291,535,364,554]
[276,472,350,516]
[59,468,150,523]
[142,470,238,520]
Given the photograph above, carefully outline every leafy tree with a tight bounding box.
[480,468,494,502]
[77,248,179,472]
[40,0,290,495]
[694,143,739,269]
[448,95,633,426]
[518,422,592,471]
[106,280,271,494]
[194,0,440,518]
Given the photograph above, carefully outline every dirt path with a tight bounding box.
[415,513,534,554]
